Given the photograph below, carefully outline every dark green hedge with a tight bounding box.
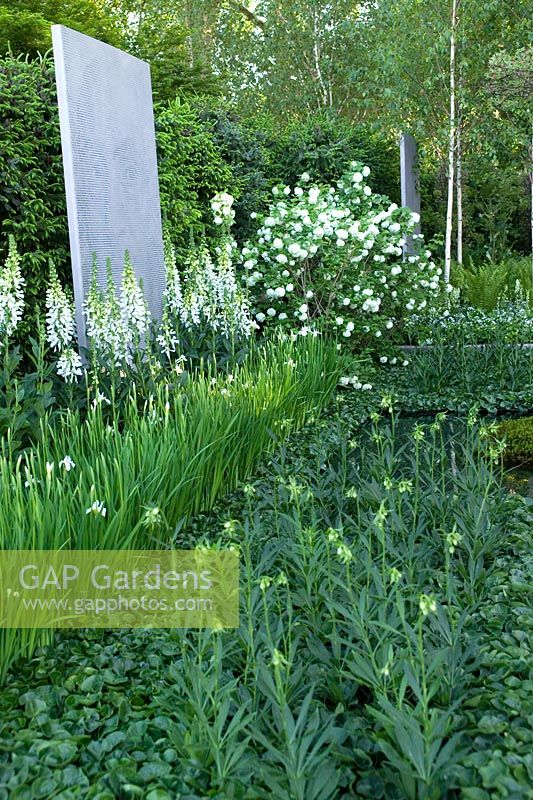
[196,105,275,243]
[266,115,400,204]
[198,105,401,244]
[0,54,235,328]
[155,100,235,252]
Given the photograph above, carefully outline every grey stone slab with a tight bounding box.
[400,133,421,255]
[52,25,165,350]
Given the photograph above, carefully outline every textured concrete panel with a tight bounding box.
[52,25,165,349]
[400,133,421,255]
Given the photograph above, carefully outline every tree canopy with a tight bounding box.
[0,0,123,54]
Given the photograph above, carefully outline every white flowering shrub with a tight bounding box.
[0,235,24,340]
[237,162,441,352]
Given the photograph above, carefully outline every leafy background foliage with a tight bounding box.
[196,103,275,244]
[0,51,406,329]
[266,116,401,204]
[0,53,67,335]
[497,415,533,467]
[0,0,123,55]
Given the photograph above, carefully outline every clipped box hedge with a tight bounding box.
[498,415,533,466]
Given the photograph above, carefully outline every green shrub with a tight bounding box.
[196,103,275,243]
[461,156,531,262]
[498,415,533,466]
[0,0,123,56]
[155,99,236,253]
[0,6,51,55]
[414,145,531,265]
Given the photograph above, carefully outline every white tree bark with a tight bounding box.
[530,128,533,293]
[444,0,458,285]
[312,12,329,108]
[456,116,463,264]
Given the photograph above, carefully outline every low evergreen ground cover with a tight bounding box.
[388,340,533,416]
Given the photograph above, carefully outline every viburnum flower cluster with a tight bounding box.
[0,235,25,339]
[237,162,441,351]
[45,263,83,382]
[211,192,236,226]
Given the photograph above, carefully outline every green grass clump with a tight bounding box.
[498,415,533,466]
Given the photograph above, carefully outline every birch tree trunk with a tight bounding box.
[530,128,533,292]
[312,11,329,109]
[444,0,458,285]
[184,1,194,68]
[456,114,463,264]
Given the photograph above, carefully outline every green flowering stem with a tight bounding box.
[416,607,433,780]
[240,530,258,703]
[393,586,415,676]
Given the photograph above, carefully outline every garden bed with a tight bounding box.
[0,396,531,799]
[399,343,533,350]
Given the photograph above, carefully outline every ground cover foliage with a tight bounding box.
[390,339,533,416]
[0,378,531,799]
